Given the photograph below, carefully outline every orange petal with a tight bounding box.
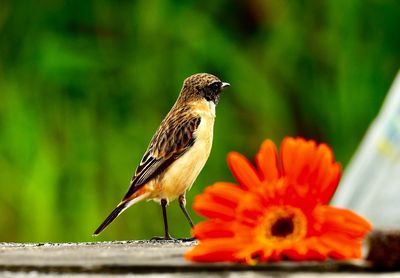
[281,137,305,176]
[291,140,318,198]
[290,140,316,184]
[280,138,317,200]
[236,193,265,223]
[280,138,342,204]
[314,145,339,201]
[283,246,327,261]
[318,234,362,259]
[304,237,330,257]
[192,219,235,240]
[314,206,372,238]
[258,247,274,262]
[193,194,235,220]
[295,140,317,185]
[318,163,341,204]
[203,182,245,208]
[256,139,280,182]
[227,152,262,191]
[234,243,266,264]
[185,238,245,262]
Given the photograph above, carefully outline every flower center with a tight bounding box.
[257,206,307,243]
[271,216,294,237]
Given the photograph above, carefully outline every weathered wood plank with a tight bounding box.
[0,241,396,276]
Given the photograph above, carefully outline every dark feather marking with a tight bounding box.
[122,113,201,201]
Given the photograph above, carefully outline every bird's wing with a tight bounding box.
[122,113,201,201]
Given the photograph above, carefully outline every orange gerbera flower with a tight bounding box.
[185,137,372,264]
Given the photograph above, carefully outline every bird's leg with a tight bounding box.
[179,194,194,228]
[161,199,172,239]
[178,194,196,242]
[151,198,174,241]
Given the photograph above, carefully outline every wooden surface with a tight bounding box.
[0,240,398,277]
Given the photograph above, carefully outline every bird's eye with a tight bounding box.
[209,82,221,92]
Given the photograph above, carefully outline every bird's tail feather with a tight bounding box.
[93,193,149,236]
[93,202,127,236]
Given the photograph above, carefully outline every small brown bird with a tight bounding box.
[93,73,230,239]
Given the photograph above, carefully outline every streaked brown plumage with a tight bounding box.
[93,73,230,239]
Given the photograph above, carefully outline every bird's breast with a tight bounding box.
[156,100,216,202]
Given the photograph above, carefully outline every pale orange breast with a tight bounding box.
[152,99,216,202]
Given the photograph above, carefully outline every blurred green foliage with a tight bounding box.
[0,0,399,242]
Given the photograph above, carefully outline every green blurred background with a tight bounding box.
[0,0,399,242]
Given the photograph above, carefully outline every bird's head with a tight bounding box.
[180,73,230,105]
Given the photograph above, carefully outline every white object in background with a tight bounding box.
[332,71,400,228]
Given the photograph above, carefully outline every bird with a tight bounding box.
[93,73,230,240]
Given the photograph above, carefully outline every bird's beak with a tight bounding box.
[221,82,230,90]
